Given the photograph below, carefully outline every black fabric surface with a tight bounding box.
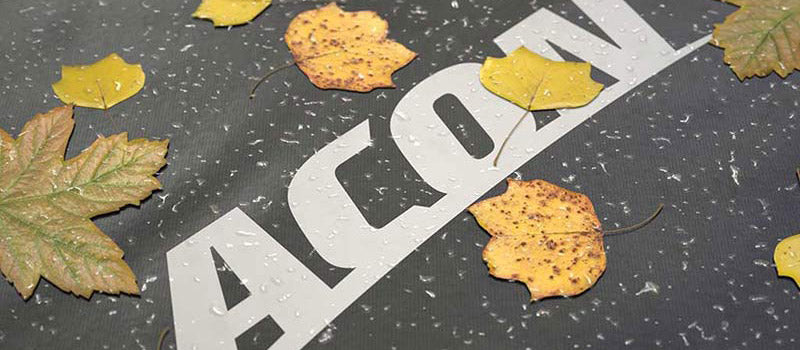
[2,0,800,349]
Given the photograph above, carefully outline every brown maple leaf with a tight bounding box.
[712,0,800,79]
[0,105,168,299]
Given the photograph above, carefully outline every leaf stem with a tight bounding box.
[493,109,530,167]
[95,80,110,118]
[248,50,346,99]
[249,61,298,99]
[95,80,108,110]
[492,75,544,167]
[604,203,663,236]
[542,203,664,236]
[157,327,170,350]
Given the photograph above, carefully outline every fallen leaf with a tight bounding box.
[284,2,417,92]
[480,46,604,111]
[479,46,604,165]
[193,0,271,27]
[0,105,168,299]
[52,53,145,110]
[775,234,800,288]
[468,179,606,301]
[712,0,800,80]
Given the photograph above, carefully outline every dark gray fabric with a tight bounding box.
[2,0,799,349]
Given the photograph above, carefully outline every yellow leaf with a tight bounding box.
[284,3,417,92]
[193,0,271,27]
[52,53,145,110]
[480,46,604,110]
[468,179,606,301]
[775,233,800,288]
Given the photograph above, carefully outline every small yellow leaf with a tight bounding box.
[480,46,604,110]
[775,233,800,288]
[285,3,417,92]
[193,0,271,27]
[468,179,606,301]
[52,53,145,110]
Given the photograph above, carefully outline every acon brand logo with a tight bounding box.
[167,1,710,349]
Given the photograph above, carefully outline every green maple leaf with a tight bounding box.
[0,105,168,299]
[712,0,800,80]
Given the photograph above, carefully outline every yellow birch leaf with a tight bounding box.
[468,179,606,301]
[52,53,145,110]
[775,233,800,288]
[193,0,271,27]
[480,46,604,110]
[284,2,417,92]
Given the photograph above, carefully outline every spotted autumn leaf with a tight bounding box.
[51,53,145,110]
[285,2,416,92]
[712,0,800,80]
[468,179,662,301]
[0,105,168,299]
[469,179,606,301]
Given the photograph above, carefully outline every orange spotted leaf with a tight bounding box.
[284,2,416,92]
[468,179,606,301]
